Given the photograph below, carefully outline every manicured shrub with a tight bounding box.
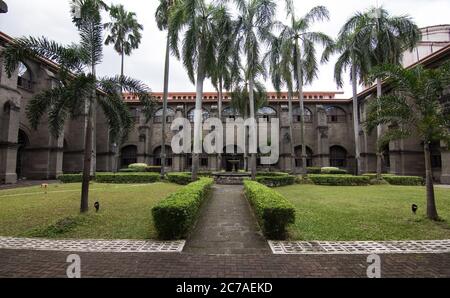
[96,173,160,184]
[296,175,314,185]
[243,180,296,240]
[256,175,296,187]
[256,172,290,177]
[119,168,136,173]
[58,174,83,183]
[306,167,322,174]
[383,175,424,186]
[167,173,193,185]
[128,163,148,172]
[146,166,162,173]
[152,178,213,240]
[198,171,213,177]
[362,173,395,179]
[320,167,347,175]
[308,174,370,186]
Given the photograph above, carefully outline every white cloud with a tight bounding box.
[1,0,449,98]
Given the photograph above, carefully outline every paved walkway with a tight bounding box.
[0,180,58,190]
[0,249,449,278]
[184,185,269,255]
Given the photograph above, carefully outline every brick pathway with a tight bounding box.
[0,249,449,278]
[184,185,269,255]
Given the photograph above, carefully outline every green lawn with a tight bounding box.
[0,182,181,239]
[277,185,450,241]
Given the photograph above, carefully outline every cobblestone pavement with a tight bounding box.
[0,249,449,278]
[184,185,269,255]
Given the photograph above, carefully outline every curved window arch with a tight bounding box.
[294,145,313,167]
[120,145,137,168]
[326,106,346,123]
[293,107,313,123]
[153,107,175,123]
[330,145,347,167]
[257,106,277,121]
[222,107,241,121]
[17,61,32,90]
[153,145,173,167]
[187,108,210,123]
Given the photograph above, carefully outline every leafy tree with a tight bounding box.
[2,0,153,213]
[283,1,333,174]
[343,6,420,178]
[104,4,143,78]
[365,62,450,220]
[169,0,231,180]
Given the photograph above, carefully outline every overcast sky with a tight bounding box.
[1,0,449,98]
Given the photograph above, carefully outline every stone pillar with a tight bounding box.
[45,133,64,179]
[440,142,450,184]
[0,97,20,184]
[315,105,329,167]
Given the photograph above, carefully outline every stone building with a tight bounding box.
[1,25,450,184]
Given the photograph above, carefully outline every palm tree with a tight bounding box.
[282,2,333,174]
[365,62,450,220]
[324,28,371,175]
[264,33,296,173]
[342,6,420,179]
[155,0,178,178]
[210,16,239,171]
[169,0,231,180]
[233,0,277,180]
[2,0,153,213]
[104,4,143,78]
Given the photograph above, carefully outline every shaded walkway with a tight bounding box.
[184,185,269,255]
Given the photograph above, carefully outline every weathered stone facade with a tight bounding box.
[1,27,450,184]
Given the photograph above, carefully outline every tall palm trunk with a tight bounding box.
[287,87,296,174]
[352,64,362,175]
[376,78,383,179]
[424,142,439,220]
[161,34,170,178]
[121,46,125,78]
[248,77,257,180]
[192,49,206,181]
[217,78,223,171]
[295,41,307,174]
[81,63,96,213]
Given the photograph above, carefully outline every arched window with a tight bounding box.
[326,106,346,123]
[222,107,241,121]
[17,62,32,90]
[154,107,175,123]
[188,108,210,123]
[153,146,173,167]
[330,145,347,167]
[294,146,313,167]
[121,145,137,168]
[130,107,140,123]
[257,106,277,121]
[430,142,442,169]
[293,107,313,123]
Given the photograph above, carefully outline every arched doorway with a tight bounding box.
[16,129,29,179]
[120,145,137,169]
[330,145,347,168]
[294,146,313,168]
[153,146,173,167]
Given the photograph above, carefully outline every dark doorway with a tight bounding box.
[16,130,29,179]
[120,145,137,168]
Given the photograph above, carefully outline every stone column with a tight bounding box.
[315,105,329,167]
[440,141,450,184]
[0,97,20,184]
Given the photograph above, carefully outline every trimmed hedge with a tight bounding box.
[308,174,370,186]
[167,172,193,185]
[383,175,424,186]
[320,167,347,175]
[306,167,322,174]
[362,174,424,186]
[152,178,213,240]
[58,174,83,183]
[146,166,162,173]
[256,175,296,187]
[96,173,160,184]
[243,180,296,240]
[128,163,148,172]
[256,172,290,177]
